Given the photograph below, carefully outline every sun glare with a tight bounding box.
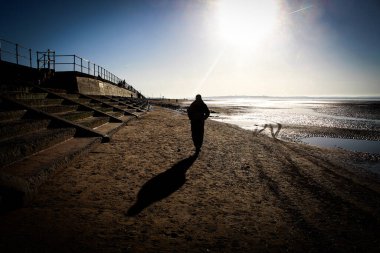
[217,0,279,49]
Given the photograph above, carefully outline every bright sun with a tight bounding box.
[216,0,279,49]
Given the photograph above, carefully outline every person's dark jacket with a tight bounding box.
[187,99,210,121]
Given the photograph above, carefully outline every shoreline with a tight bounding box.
[150,99,380,172]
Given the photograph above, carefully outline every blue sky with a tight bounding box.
[1,0,379,98]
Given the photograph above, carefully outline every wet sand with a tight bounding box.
[1,106,380,252]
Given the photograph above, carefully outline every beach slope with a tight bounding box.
[1,107,379,252]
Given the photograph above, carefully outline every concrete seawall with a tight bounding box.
[76,76,135,97]
[1,62,140,98]
[44,72,139,98]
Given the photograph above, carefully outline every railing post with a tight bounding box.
[43,53,46,68]
[94,63,96,76]
[29,49,32,67]
[47,49,51,70]
[80,57,83,73]
[88,61,90,74]
[15,43,19,65]
[73,55,76,71]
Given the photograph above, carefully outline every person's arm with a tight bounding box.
[203,104,210,120]
[187,105,193,120]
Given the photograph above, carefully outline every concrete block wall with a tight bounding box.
[76,77,136,97]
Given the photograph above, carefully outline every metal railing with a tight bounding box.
[0,39,34,68]
[37,50,55,70]
[36,52,125,85]
[1,39,139,91]
[53,54,122,84]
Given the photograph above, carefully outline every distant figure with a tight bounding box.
[187,94,210,154]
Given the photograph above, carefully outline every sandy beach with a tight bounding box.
[1,106,380,252]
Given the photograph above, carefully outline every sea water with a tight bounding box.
[203,96,380,154]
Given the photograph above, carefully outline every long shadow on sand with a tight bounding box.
[126,154,197,216]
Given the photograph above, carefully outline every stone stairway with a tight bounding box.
[114,96,150,111]
[0,84,148,212]
[84,95,148,117]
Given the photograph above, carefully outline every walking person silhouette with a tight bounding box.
[187,94,210,155]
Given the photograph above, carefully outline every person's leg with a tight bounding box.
[191,120,204,153]
[191,121,198,149]
[197,121,204,150]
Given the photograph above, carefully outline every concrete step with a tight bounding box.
[139,101,149,108]
[44,88,68,93]
[55,93,81,100]
[75,116,110,129]
[88,102,104,108]
[94,106,114,113]
[0,136,102,210]
[54,110,94,121]
[100,101,119,106]
[0,127,76,167]
[124,105,139,110]
[98,104,138,117]
[86,104,102,110]
[0,85,34,93]
[74,98,92,104]
[123,98,138,103]
[5,92,48,100]
[118,99,137,106]
[114,104,138,112]
[44,90,83,101]
[0,99,18,111]
[107,111,124,118]
[0,110,27,122]
[37,104,79,114]
[112,105,141,114]
[134,100,148,108]
[16,98,65,106]
[0,119,51,141]
[94,122,124,136]
[92,115,136,137]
